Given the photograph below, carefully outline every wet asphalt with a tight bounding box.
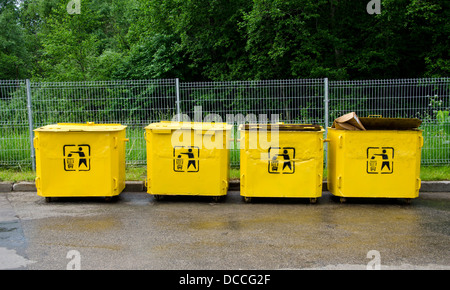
[0,191,449,270]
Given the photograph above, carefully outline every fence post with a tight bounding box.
[324,78,329,167]
[26,79,36,171]
[175,78,181,121]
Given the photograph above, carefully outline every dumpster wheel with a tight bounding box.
[309,198,317,204]
[45,197,51,203]
[243,196,252,203]
[212,196,222,202]
[340,197,347,204]
[153,195,161,201]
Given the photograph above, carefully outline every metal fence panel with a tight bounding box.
[0,78,449,168]
[0,80,31,167]
[179,79,325,166]
[328,78,450,165]
[2,79,177,167]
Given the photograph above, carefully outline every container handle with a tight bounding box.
[338,135,344,148]
[35,177,40,190]
[416,178,421,190]
[222,179,228,194]
[33,136,39,149]
[338,176,342,189]
[418,135,423,148]
[113,178,118,190]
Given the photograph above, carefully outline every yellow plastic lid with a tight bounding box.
[145,121,232,131]
[239,124,323,131]
[34,122,127,132]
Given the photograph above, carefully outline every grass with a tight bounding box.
[0,168,36,182]
[228,166,449,181]
[0,165,448,183]
[420,166,450,181]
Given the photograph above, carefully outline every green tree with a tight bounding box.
[0,0,31,79]
[122,0,251,81]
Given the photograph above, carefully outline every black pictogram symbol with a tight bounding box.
[268,147,295,174]
[63,144,91,171]
[173,146,199,173]
[367,147,394,174]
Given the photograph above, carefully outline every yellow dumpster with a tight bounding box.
[145,121,232,201]
[239,124,325,203]
[327,115,423,201]
[33,122,128,201]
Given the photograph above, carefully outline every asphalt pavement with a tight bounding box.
[1,191,449,270]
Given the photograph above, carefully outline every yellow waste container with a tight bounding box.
[327,117,423,201]
[145,121,232,201]
[239,124,325,203]
[34,122,128,201]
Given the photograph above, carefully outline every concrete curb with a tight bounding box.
[0,181,147,193]
[0,182,13,192]
[1,180,449,193]
[420,181,450,192]
[123,181,144,192]
[12,182,36,192]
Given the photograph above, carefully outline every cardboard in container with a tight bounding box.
[359,117,422,130]
[332,112,366,130]
[332,112,422,131]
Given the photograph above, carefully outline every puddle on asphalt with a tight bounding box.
[0,247,36,269]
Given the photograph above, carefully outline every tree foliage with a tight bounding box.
[0,0,448,81]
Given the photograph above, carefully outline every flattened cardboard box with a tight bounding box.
[332,112,421,131]
[332,112,366,130]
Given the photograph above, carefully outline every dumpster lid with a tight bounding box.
[34,122,127,132]
[239,124,323,131]
[331,112,422,130]
[146,121,232,131]
[359,117,422,130]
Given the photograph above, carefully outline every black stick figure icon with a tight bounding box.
[371,149,390,171]
[68,147,87,168]
[273,149,291,171]
[181,148,196,170]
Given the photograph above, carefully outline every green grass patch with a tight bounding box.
[125,166,147,181]
[420,166,450,181]
[0,168,36,182]
[230,168,240,180]
[0,165,448,183]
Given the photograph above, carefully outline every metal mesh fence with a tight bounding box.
[179,79,325,166]
[1,79,177,167]
[0,77,449,168]
[328,78,450,165]
[0,80,31,167]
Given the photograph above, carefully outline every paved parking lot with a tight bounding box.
[1,191,449,270]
